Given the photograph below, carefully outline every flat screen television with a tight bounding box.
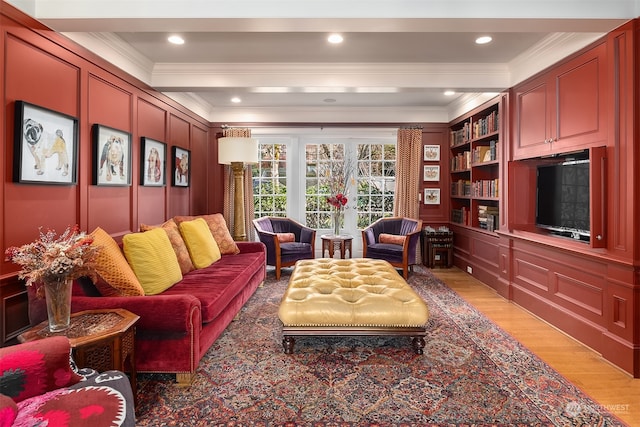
[535,158,590,242]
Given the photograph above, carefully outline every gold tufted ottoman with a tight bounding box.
[278,258,429,354]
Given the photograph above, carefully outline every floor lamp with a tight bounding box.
[218,136,259,241]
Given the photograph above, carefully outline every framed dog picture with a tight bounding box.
[13,101,78,185]
[141,137,167,186]
[172,146,190,187]
[92,124,132,186]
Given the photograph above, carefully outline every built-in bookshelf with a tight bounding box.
[449,98,501,232]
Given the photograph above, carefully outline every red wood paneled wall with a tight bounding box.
[0,3,213,343]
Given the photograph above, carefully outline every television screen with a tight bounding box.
[536,159,590,239]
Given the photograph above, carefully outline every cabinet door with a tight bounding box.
[552,43,607,153]
[513,77,552,159]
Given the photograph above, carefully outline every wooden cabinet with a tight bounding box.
[513,42,607,160]
[449,96,502,234]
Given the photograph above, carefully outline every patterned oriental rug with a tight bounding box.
[134,265,625,426]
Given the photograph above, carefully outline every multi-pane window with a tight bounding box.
[356,143,396,227]
[253,143,288,218]
[304,144,346,229]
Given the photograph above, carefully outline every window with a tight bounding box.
[253,142,288,218]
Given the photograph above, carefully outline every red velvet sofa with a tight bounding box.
[70,240,266,386]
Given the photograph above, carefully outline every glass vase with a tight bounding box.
[333,210,342,236]
[43,278,73,332]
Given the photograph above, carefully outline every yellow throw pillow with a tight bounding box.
[379,233,406,246]
[123,228,183,295]
[178,218,222,269]
[174,214,240,255]
[140,220,195,275]
[89,227,145,297]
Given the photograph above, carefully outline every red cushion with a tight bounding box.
[0,394,17,427]
[0,336,82,403]
[160,251,265,323]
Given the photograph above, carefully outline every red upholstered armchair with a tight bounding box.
[0,336,136,426]
[361,216,423,279]
[253,216,316,279]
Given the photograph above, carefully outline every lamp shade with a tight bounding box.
[217,137,259,165]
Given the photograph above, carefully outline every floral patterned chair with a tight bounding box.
[361,216,423,279]
[253,216,316,279]
[0,336,136,426]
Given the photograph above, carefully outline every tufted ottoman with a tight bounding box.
[278,258,429,354]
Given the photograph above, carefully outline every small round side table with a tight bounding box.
[321,234,353,259]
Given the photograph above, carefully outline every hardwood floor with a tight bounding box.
[429,267,639,426]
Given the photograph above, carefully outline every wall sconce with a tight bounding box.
[218,137,259,241]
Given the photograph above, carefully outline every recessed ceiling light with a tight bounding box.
[323,98,336,103]
[231,97,241,103]
[444,90,456,96]
[327,34,344,44]
[475,36,492,45]
[168,35,185,45]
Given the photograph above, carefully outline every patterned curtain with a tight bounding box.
[394,127,422,219]
[222,127,255,241]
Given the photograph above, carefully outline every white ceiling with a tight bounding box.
[6,0,638,123]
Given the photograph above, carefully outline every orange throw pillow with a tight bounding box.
[379,233,406,246]
[89,227,145,297]
[276,232,295,243]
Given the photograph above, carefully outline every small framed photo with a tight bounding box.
[141,137,167,186]
[424,188,441,205]
[172,146,190,187]
[423,165,440,182]
[423,144,440,162]
[92,124,132,186]
[13,101,78,185]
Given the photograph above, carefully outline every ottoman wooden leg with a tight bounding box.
[282,336,296,354]
[411,336,426,355]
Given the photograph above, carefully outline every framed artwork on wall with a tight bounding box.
[424,188,441,205]
[141,137,167,186]
[423,165,440,182]
[172,146,190,187]
[92,124,132,186]
[423,145,440,162]
[13,100,78,185]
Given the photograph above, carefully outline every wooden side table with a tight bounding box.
[18,308,140,399]
[422,230,454,268]
[321,234,353,259]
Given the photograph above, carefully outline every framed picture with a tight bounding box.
[92,124,132,186]
[172,146,190,187]
[141,137,167,186]
[423,145,440,162]
[13,101,78,185]
[424,188,441,205]
[423,165,440,182]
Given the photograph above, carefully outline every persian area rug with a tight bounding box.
[135,265,625,426]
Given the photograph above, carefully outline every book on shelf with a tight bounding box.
[451,151,471,171]
[451,179,471,197]
[451,207,471,226]
[473,110,500,139]
[471,179,499,198]
[477,205,499,230]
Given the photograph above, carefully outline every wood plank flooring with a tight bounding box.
[430,267,639,426]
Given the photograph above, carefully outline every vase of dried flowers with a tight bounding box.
[42,277,73,332]
[5,225,99,333]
